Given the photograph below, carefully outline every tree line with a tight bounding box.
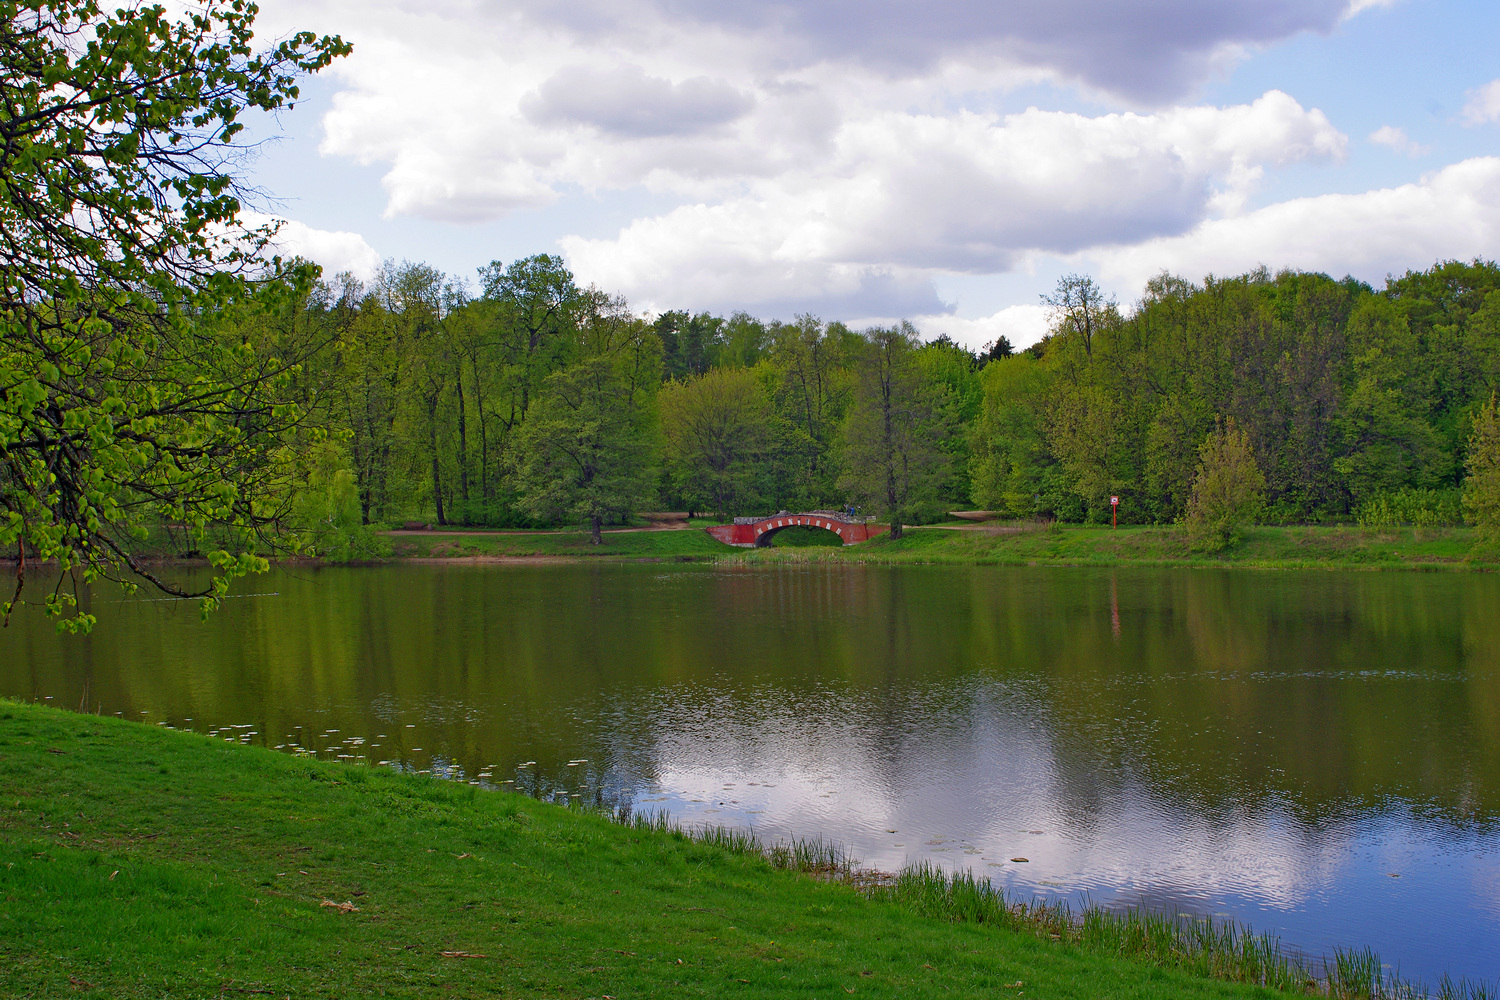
[236,256,1500,554]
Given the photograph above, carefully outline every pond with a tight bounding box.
[3,562,1498,985]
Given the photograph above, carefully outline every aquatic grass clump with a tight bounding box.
[872,863,1303,990]
[617,808,856,880]
[607,809,1499,1000]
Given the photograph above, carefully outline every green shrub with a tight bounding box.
[1183,417,1266,552]
[1355,487,1464,528]
[1464,394,1500,542]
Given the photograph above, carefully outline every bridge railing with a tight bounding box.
[732,509,866,526]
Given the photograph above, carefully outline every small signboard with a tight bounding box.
[1110,496,1119,506]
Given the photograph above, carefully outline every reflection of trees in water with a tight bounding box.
[1001,570,1500,831]
[4,564,1499,835]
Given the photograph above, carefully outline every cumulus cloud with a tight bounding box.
[912,304,1053,352]
[562,92,1343,313]
[1090,157,1500,293]
[241,0,1415,322]
[522,66,754,137]
[244,213,382,281]
[1462,80,1500,125]
[1368,125,1428,157]
[561,202,950,318]
[253,0,1363,225]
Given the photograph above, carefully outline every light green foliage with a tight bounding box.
[513,330,662,543]
[0,0,347,629]
[287,441,385,560]
[719,311,769,369]
[913,335,981,508]
[1354,487,1464,528]
[764,316,859,506]
[1183,417,1266,552]
[659,367,771,520]
[969,354,1068,518]
[838,324,953,538]
[1463,394,1500,539]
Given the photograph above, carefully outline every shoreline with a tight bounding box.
[6,699,1487,999]
[4,523,1494,575]
[366,522,1500,574]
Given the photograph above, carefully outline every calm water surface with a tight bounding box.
[3,563,1499,984]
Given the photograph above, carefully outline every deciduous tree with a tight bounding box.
[512,334,661,544]
[660,367,770,521]
[1183,417,1266,551]
[0,0,347,629]
[1463,394,1500,539]
[838,324,952,538]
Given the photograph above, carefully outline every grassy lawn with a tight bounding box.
[0,700,1299,999]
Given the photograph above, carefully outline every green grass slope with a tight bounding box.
[0,701,1286,999]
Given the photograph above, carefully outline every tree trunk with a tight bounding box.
[890,520,903,539]
[590,514,603,545]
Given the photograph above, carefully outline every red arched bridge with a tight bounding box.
[705,511,890,548]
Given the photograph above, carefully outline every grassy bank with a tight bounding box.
[387,523,729,560]
[0,700,1396,999]
[766,523,1498,571]
[385,521,1497,572]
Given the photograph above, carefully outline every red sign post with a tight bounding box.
[1110,495,1119,529]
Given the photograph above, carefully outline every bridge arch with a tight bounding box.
[752,515,848,547]
[704,511,890,548]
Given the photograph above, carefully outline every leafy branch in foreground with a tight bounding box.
[0,0,349,630]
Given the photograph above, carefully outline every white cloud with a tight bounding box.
[244,213,382,280]
[1091,157,1500,293]
[1343,0,1397,14]
[240,0,1423,323]
[1462,80,1500,126]
[912,305,1053,352]
[561,92,1343,314]
[253,0,1355,225]
[1368,125,1429,157]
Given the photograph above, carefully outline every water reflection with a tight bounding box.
[2,563,1498,983]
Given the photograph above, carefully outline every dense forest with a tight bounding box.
[230,255,1500,554]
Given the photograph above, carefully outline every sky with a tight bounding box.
[239,0,1500,349]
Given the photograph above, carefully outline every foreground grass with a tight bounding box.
[1,701,1309,1000]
